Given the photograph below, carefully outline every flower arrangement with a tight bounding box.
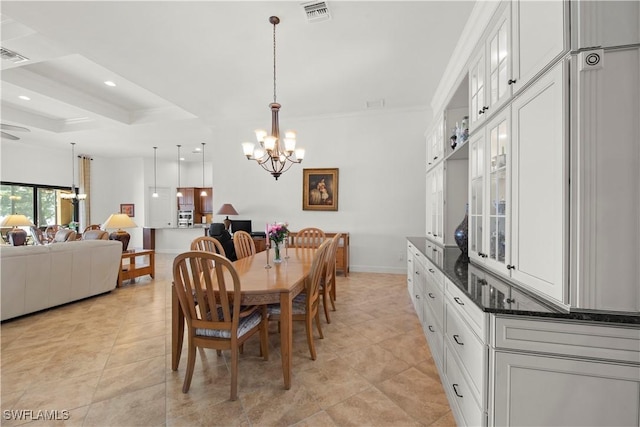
[267,222,289,245]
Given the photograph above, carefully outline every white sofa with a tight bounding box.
[1,240,122,321]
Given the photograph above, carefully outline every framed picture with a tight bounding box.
[120,203,135,217]
[303,168,339,211]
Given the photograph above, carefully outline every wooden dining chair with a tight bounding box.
[320,233,342,323]
[268,239,331,360]
[44,225,60,243]
[172,251,269,400]
[190,235,226,257]
[294,227,326,249]
[233,230,256,259]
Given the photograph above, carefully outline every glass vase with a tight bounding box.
[273,241,282,263]
[454,204,469,255]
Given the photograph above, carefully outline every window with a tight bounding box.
[1,182,75,227]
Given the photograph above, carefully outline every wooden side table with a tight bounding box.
[118,249,155,287]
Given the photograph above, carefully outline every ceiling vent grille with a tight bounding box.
[0,47,29,64]
[301,1,331,23]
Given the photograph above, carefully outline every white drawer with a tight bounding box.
[424,280,445,330]
[446,303,486,403]
[424,305,444,370]
[444,345,485,427]
[425,257,444,292]
[493,316,640,364]
[446,278,487,341]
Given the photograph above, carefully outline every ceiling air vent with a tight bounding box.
[0,47,29,64]
[301,1,331,23]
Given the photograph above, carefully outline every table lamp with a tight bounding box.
[103,213,137,251]
[0,214,35,246]
[216,203,239,231]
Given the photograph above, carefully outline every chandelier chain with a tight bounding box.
[273,20,277,104]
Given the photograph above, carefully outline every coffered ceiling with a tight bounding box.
[1,1,474,160]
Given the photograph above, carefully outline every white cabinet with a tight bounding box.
[570,46,640,312]
[510,61,567,303]
[571,1,640,49]
[491,316,640,426]
[426,164,444,244]
[469,2,512,132]
[468,109,510,273]
[426,115,444,169]
[470,62,567,304]
[511,0,568,92]
[469,1,568,131]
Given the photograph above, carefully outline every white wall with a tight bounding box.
[211,109,428,273]
[1,108,429,272]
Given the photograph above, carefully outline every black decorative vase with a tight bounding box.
[454,204,469,255]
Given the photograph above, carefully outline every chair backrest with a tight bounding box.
[82,229,109,240]
[294,227,326,249]
[305,239,332,313]
[44,225,60,242]
[83,224,102,233]
[30,227,46,245]
[233,230,256,259]
[323,233,342,286]
[53,228,77,243]
[173,251,242,337]
[191,236,226,257]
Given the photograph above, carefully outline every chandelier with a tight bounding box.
[60,142,87,200]
[242,16,305,180]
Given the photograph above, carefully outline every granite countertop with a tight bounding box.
[407,236,639,325]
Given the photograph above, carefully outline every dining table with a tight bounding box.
[171,246,316,390]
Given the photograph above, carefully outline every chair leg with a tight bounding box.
[322,286,331,323]
[230,347,239,401]
[260,307,269,360]
[182,341,197,393]
[329,282,336,311]
[315,311,324,340]
[306,315,317,360]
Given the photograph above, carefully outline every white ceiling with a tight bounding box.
[0,1,475,160]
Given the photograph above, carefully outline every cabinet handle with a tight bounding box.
[478,279,487,286]
[508,79,517,85]
[453,297,465,305]
[427,232,432,235]
[478,109,484,115]
[428,293,435,299]
[504,297,515,304]
[433,233,438,237]
[433,156,438,160]
[453,335,464,345]
[483,106,489,111]
[452,384,463,398]
[428,268,435,273]
[415,271,420,275]
[428,325,435,332]
[507,264,516,270]
[432,248,438,252]
[415,295,420,299]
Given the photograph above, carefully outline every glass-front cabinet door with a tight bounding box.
[469,50,486,131]
[486,112,510,271]
[469,131,485,263]
[487,4,511,114]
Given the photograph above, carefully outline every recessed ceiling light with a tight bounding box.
[18,95,30,101]
[104,81,116,87]
[179,157,185,161]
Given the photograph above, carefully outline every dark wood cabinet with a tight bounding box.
[179,187,212,224]
[177,187,194,211]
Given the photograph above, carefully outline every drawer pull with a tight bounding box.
[428,268,435,273]
[415,271,420,275]
[428,325,435,332]
[453,297,465,305]
[452,384,463,398]
[453,335,464,345]
[415,295,420,299]
[428,293,435,299]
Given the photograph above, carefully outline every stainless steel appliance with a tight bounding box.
[177,210,194,228]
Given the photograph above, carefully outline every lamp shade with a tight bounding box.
[216,204,239,216]
[102,213,137,230]
[0,214,35,228]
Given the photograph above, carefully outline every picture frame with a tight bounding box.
[303,168,339,211]
[120,203,135,217]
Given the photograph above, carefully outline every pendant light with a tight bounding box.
[152,146,159,198]
[176,144,183,198]
[200,142,207,197]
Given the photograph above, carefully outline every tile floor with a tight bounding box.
[1,253,455,426]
